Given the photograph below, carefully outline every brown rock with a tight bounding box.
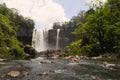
[103,61,116,68]
[7,71,20,78]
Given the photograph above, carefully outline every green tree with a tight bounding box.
[0,3,34,59]
[68,0,120,57]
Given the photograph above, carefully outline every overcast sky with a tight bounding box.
[1,0,106,29]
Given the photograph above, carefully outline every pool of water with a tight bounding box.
[0,57,120,80]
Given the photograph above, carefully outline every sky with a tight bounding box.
[1,0,106,29]
[54,0,88,19]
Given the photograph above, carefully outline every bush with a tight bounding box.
[67,39,82,55]
[0,47,11,58]
[10,46,24,58]
[81,44,101,57]
[102,53,120,59]
[67,39,101,57]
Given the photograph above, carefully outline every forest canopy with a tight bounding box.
[56,0,120,58]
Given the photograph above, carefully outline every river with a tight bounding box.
[0,57,120,80]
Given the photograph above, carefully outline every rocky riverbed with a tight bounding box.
[0,57,120,80]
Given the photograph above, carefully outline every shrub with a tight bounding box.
[0,47,11,58]
[67,39,82,55]
[10,46,24,58]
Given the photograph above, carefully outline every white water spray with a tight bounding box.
[32,28,48,52]
[56,29,60,50]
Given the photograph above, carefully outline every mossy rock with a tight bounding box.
[24,45,36,58]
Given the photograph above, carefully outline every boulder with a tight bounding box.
[24,45,36,58]
[102,61,116,68]
[7,71,20,78]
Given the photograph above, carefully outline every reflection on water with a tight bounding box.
[0,58,120,80]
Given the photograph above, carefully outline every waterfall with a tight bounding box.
[56,29,60,50]
[32,29,48,52]
[32,28,61,52]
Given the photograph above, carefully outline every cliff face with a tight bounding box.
[17,27,34,44]
[48,28,77,49]
[48,29,57,49]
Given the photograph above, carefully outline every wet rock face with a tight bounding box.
[17,36,32,45]
[17,27,34,45]
[48,29,77,49]
[48,29,57,49]
[17,27,33,37]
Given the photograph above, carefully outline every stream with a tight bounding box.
[0,57,120,80]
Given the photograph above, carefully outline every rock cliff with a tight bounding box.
[17,27,34,45]
[48,28,77,49]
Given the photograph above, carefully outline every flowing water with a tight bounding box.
[0,58,120,80]
[32,28,61,51]
[56,29,60,50]
[32,29,48,52]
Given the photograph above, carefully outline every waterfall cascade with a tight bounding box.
[32,28,61,52]
[56,29,60,50]
[32,29,48,52]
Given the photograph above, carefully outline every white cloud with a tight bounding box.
[3,0,69,29]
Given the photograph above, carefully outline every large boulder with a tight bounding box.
[24,45,36,58]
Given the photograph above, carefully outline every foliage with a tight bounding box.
[67,40,82,55]
[66,0,120,57]
[0,3,34,59]
[0,47,11,58]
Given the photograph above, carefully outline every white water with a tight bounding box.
[32,29,48,52]
[32,28,61,52]
[56,29,60,50]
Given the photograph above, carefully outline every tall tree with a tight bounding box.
[68,0,120,56]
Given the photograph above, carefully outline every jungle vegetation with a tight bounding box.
[54,0,120,58]
[0,3,34,59]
